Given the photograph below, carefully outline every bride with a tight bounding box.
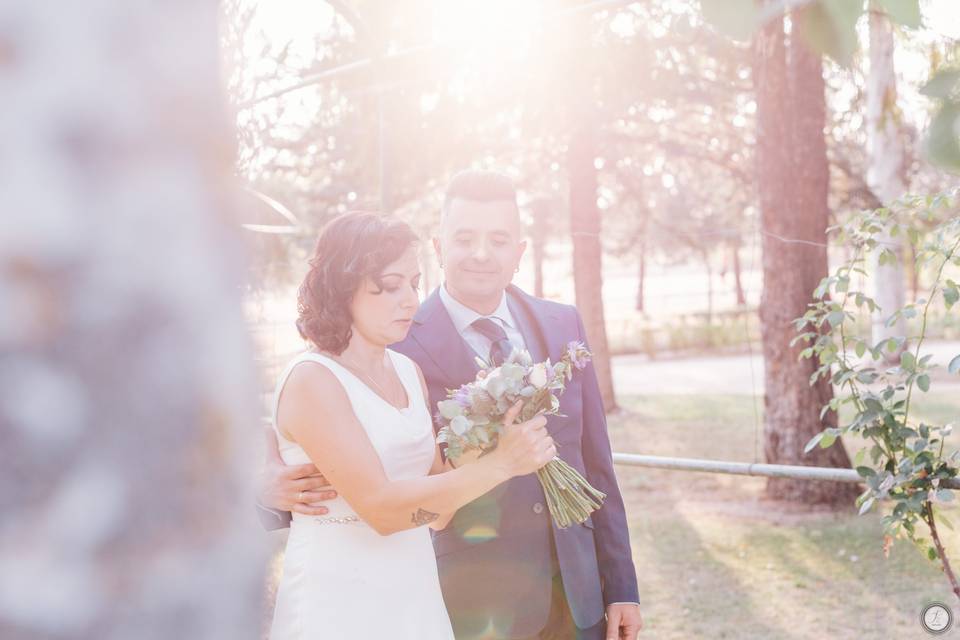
[268,211,556,640]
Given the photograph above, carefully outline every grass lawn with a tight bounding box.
[609,392,960,639]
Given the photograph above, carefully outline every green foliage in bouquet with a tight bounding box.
[435,342,606,528]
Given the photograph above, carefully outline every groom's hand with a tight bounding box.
[259,427,337,515]
[605,603,643,639]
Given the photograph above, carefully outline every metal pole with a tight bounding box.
[613,452,960,489]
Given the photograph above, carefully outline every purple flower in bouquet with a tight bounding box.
[452,386,472,408]
[565,341,591,371]
[435,342,606,528]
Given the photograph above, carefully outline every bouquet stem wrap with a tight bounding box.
[436,342,606,528]
[537,457,606,528]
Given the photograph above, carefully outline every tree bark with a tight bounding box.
[636,239,647,313]
[867,7,908,359]
[530,198,551,299]
[703,248,715,324]
[0,4,263,639]
[569,122,617,412]
[754,10,858,505]
[731,242,747,306]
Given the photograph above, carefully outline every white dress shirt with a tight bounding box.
[438,283,527,360]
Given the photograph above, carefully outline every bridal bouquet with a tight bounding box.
[435,342,606,528]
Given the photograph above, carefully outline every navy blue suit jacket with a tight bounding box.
[390,285,638,637]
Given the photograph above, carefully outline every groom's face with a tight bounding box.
[434,197,526,308]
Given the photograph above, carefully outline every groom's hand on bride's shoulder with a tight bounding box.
[259,427,337,515]
[606,602,643,639]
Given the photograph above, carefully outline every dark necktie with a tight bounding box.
[471,317,513,367]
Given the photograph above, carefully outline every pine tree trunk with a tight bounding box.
[534,242,546,299]
[530,199,550,299]
[636,240,647,313]
[421,241,435,297]
[703,249,714,324]
[754,10,859,505]
[569,122,617,412]
[732,242,747,306]
[867,7,908,359]
[0,4,263,638]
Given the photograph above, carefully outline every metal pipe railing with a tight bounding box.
[260,413,959,489]
[612,452,960,490]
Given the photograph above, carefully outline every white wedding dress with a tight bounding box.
[268,349,455,640]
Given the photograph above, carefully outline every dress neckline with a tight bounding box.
[310,349,413,413]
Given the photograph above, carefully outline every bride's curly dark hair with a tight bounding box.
[296,212,418,354]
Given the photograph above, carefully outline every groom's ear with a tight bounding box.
[432,236,443,264]
[516,238,528,260]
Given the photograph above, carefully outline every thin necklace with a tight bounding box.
[337,352,395,402]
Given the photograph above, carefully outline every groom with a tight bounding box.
[259,170,642,639]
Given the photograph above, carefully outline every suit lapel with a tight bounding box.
[505,284,564,364]
[409,288,480,385]
[411,284,565,387]
[505,286,546,363]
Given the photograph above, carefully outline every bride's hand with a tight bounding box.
[484,400,555,478]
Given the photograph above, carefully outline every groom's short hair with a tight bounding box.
[441,170,519,224]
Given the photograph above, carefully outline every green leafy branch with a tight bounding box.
[794,190,960,600]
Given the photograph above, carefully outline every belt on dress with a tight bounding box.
[312,515,362,525]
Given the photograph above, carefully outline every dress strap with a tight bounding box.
[271,352,354,436]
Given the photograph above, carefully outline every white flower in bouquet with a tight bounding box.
[450,414,472,436]
[529,362,549,389]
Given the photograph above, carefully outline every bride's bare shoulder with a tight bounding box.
[281,356,349,410]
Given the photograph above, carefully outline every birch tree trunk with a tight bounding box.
[867,7,908,356]
[0,3,263,639]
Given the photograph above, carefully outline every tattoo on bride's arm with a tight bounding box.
[411,508,439,526]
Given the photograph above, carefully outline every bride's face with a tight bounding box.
[349,246,421,346]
